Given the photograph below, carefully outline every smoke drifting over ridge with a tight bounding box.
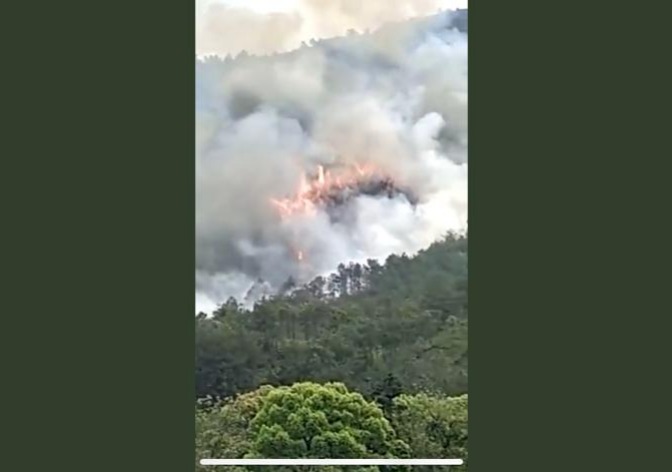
[196,9,468,313]
[196,0,468,57]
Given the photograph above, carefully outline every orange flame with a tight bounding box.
[270,163,384,220]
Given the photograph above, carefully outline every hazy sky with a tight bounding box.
[196,0,468,56]
[202,0,467,13]
[209,0,302,12]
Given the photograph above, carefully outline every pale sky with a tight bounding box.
[212,0,301,12]
[211,0,468,13]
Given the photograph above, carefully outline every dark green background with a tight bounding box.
[2,1,668,471]
[3,1,195,471]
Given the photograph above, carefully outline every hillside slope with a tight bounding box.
[196,233,468,400]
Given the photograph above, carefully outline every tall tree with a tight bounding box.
[248,382,410,468]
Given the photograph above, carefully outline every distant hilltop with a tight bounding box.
[196,8,467,62]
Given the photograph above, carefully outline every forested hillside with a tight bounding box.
[196,233,468,469]
[196,233,467,400]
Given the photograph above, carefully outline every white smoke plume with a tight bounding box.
[196,8,468,313]
[196,0,468,57]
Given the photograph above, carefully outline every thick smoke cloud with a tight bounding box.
[197,3,303,57]
[196,9,468,313]
[196,0,467,57]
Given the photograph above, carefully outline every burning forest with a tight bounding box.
[196,9,468,313]
[270,163,418,221]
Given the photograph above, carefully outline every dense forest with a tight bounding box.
[196,234,468,470]
[197,383,467,472]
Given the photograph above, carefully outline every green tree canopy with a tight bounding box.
[248,382,409,461]
[196,234,468,401]
[390,393,468,471]
[196,386,275,472]
[243,382,409,464]
[195,384,467,471]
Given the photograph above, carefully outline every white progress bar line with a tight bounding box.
[200,459,463,466]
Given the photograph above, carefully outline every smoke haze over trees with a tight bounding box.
[196,9,468,312]
[197,1,468,57]
[196,233,467,401]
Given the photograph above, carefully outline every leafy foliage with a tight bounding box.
[196,234,468,400]
[248,382,409,466]
[196,383,466,472]
[390,394,468,472]
[196,387,274,472]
